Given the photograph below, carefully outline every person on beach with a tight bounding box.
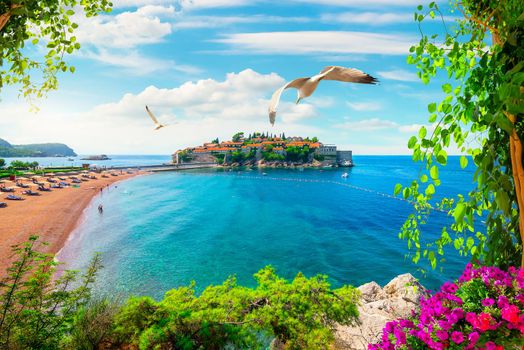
[98,204,103,213]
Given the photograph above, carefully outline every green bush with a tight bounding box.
[113,267,359,350]
[0,236,102,350]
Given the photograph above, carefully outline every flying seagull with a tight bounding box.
[268,66,378,125]
[145,105,165,130]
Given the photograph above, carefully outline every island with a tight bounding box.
[172,132,353,167]
[81,154,111,160]
[0,138,77,157]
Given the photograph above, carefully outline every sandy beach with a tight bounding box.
[0,171,143,273]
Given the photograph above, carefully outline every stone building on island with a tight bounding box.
[172,133,353,167]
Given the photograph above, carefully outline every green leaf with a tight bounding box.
[436,150,447,165]
[460,155,468,169]
[430,165,439,180]
[425,184,435,196]
[442,83,452,94]
[495,191,510,214]
[466,237,474,250]
[394,183,402,196]
[408,136,417,149]
[420,174,428,183]
[419,126,427,139]
[453,202,466,223]
[428,251,436,269]
[428,102,436,113]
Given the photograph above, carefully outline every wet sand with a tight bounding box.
[0,172,143,274]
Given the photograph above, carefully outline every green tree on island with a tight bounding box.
[232,132,244,142]
[0,0,112,102]
[397,0,524,268]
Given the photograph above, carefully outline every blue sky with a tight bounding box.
[0,0,457,155]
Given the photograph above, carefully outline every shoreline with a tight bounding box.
[0,171,145,274]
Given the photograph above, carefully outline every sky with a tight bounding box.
[0,0,458,155]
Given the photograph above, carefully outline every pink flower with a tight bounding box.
[450,331,464,344]
[484,341,497,350]
[481,298,495,307]
[468,331,479,345]
[435,330,448,341]
[501,305,520,324]
[477,312,493,331]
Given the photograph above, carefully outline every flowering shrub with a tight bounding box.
[369,264,524,349]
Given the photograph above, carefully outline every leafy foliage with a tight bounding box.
[397,0,524,270]
[8,160,38,169]
[286,146,312,163]
[113,266,360,350]
[0,238,360,350]
[0,0,112,103]
[0,236,102,349]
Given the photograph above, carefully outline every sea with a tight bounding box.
[47,155,474,300]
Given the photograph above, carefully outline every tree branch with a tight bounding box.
[0,4,22,32]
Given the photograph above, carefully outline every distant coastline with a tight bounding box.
[0,137,76,157]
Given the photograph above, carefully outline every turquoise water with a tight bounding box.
[58,156,474,299]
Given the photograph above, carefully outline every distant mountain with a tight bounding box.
[0,138,77,157]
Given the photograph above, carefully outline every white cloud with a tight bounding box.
[321,12,411,25]
[0,70,322,154]
[179,0,253,9]
[75,7,173,49]
[213,31,416,55]
[335,118,435,134]
[377,69,418,82]
[335,118,398,131]
[112,0,176,8]
[292,0,427,7]
[81,49,201,75]
[90,69,314,123]
[173,15,310,29]
[347,101,382,111]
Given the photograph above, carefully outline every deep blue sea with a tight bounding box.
[57,156,475,300]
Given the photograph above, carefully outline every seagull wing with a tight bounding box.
[268,78,309,125]
[320,66,378,84]
[145,105,161,126]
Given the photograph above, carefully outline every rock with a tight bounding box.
[334,274,426,350]
[357,282,386,303]
[383,273,426,305]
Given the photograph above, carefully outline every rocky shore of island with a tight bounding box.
[333,273,426,350]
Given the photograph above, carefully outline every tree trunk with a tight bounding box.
[0,4,21,32]
[0,12,11,32]
[507,113,524,268]
[493,33,524,267]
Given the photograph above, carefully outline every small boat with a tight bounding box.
[67,158,75,161]
[16,182,30,188]
[341,172,349,178]
[0,202,7,208]
[0,187,14,193]
[262,172,267,176]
